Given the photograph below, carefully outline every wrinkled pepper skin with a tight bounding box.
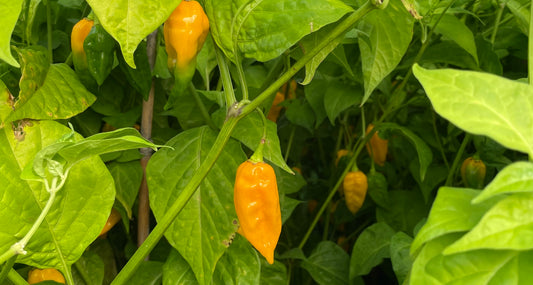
[84,23,116,85]
[234,160,282,264]
[71,18,94,71]
[98,208,121,237]
[343,171,368,214]
[28,268,65,284]
[163,0,209,108]
[366,124,388,166]
[461,157,486,189]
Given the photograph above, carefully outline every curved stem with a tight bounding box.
[235,56,249,101]
[7,269,27,285]
[445,133,471,186]
[284,127,296,162]
[0,256,16,284]
[491,1,505,45]
[214,43,237,107]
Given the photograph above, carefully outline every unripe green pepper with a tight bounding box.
[461,156,486,189]
[84,23,116,85]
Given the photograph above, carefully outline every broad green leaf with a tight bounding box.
[444,193,533,255]
[274,164,306,195]
[280,196,300,224]
[390,232,413,285]
[367,171,389,208]
[213,110,293,174]
[163,250,198,285]
[6,64,96,123]
[118,41,151,100]
[376,190,428,234]
[410,233,532,285]
[205,0,353,62]
[147,126,246,285]
[379,123,432,181]
[420,41,478,71]
[0,80,13,122]
[412,64,533,157]
[163,90,216,130]
[473,161,533,203]
[126,261,163,285]
[85,0,181,68]
[108,161,143,218]
[349,223,395,279]
[196,36,218,90]
[411,187,497,254]
[284,98,316,133]
[212,235,260,284]
[358,0,414,105]
[0,0,22,67]
[507,0,529,35]
[16,47,50,103]
[410,164,447,203]
[72,251,105,285]
[432,14,478,64]
[324,81,362,125]
[260,259,288,284]
[302,241,350,285]
[90,79,124,116]
[0,120,114,271]
[304,79,328,128]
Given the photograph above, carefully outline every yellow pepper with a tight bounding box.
[343,170,368,214]
[28,268,65,284]
[366,124,388,166]
[98,208,121,237]
[71,18,94,71]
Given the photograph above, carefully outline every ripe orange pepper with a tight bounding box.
[28,268,65,284]
[98,208,121,237]
[234,160,282,264]
[266,91,285,122]
[343,170,368,214]
[71,18,94,71]
[366,124,388,166]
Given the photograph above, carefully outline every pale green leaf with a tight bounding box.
[85,0,181,67]
[0,80,14,123]
[126,261,163,285]
[108,161,143,219]
[205,0,353,62]
[473,161,533,204]
[147,126,246,285]
[349,223,395,279]
[390,232,413,285]
[163,250,198,285]
[6,64,96,123]
[0,120,114,271]
[412,64,533,157]
[302,241,350,285]
[0,0,22,67]
[433,14,478,64]
[212,235,260,284]
[359,0,414,105]
[444,193,533,255]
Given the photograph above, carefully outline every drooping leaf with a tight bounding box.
[389,232,413,285]
[302,241,350,285]
[0,120,115,272]
[324,81,363,125]
[72,251,105,285]
[432,14,478,64]
[284,98,316,133]
[304,79,328,128]
[85,0,181,67]
[260,258,288,284]
[5,64,96,123]
[108,161,143,218]
[358,0,414,105]
[0,0,22,67]
[204,0,353,62]
[147,126,246,285]
[212,235,260,284]
[413,64,533,157]
[349,223,395,279]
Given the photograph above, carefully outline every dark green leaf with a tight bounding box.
[213,235,260,284]
[302,241,350,285]
[349,223,395,279]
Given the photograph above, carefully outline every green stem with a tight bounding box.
[214,43,237,107]
[284,127,296,162]
[491,1,505,45]
[189,83,216,129]
[0,256,16,284]
[111,2,380,283]
[46,0,53,63]
[235,56,249,101]
[445,133,471,186]
[7,269,28,285]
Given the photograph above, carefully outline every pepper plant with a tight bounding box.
[1,0,533,284]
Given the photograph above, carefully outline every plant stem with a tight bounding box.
[445,133,471,186]
[491,1,505,45]
[0,256,16,284]
[284,127,296,162]
[214,44,237,107]
[137,30,158,250]
[111,2,380,283]
[235,56,249,101]
[45,0,53,63]
[189,83,216,129]
[7,269,27,285]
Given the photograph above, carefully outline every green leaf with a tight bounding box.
[6,64,96,123]
[0,0,22,67]
[16,47,50,103]
[213,110,293,174]
[205,0,353,62]
[0,80,13,122]
[196,36,218,89]
[147,126,246,285]
[126,261,163,285]
[260,259,288,284]
[432,14,478,64]
[108,161,143,218]
[473,161,533,204]
[390,232,413,285]
[163,91,216,130]
[376,190,427,234]
[506,0,529,35]
[349,222,395,279]
[411,187,497,255]
[324,81,362,125]
[280,196,300,224]
[304,79,328,128]
[119,41,152,100]
[212,235,260,284]
[72,251,105,285]
[84,23,116,85]
[284,98,316,133]
[85,0,181,68]
[162,250,198,285]
[358,0,414,105]
[412,64,533,157]
[367,171,389,208]
[444,193,533,255]
[301,241,350,285]
[379,122,433,181]
[410,164,447,203]
[0,120,114,271]
[274,164,306,195]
